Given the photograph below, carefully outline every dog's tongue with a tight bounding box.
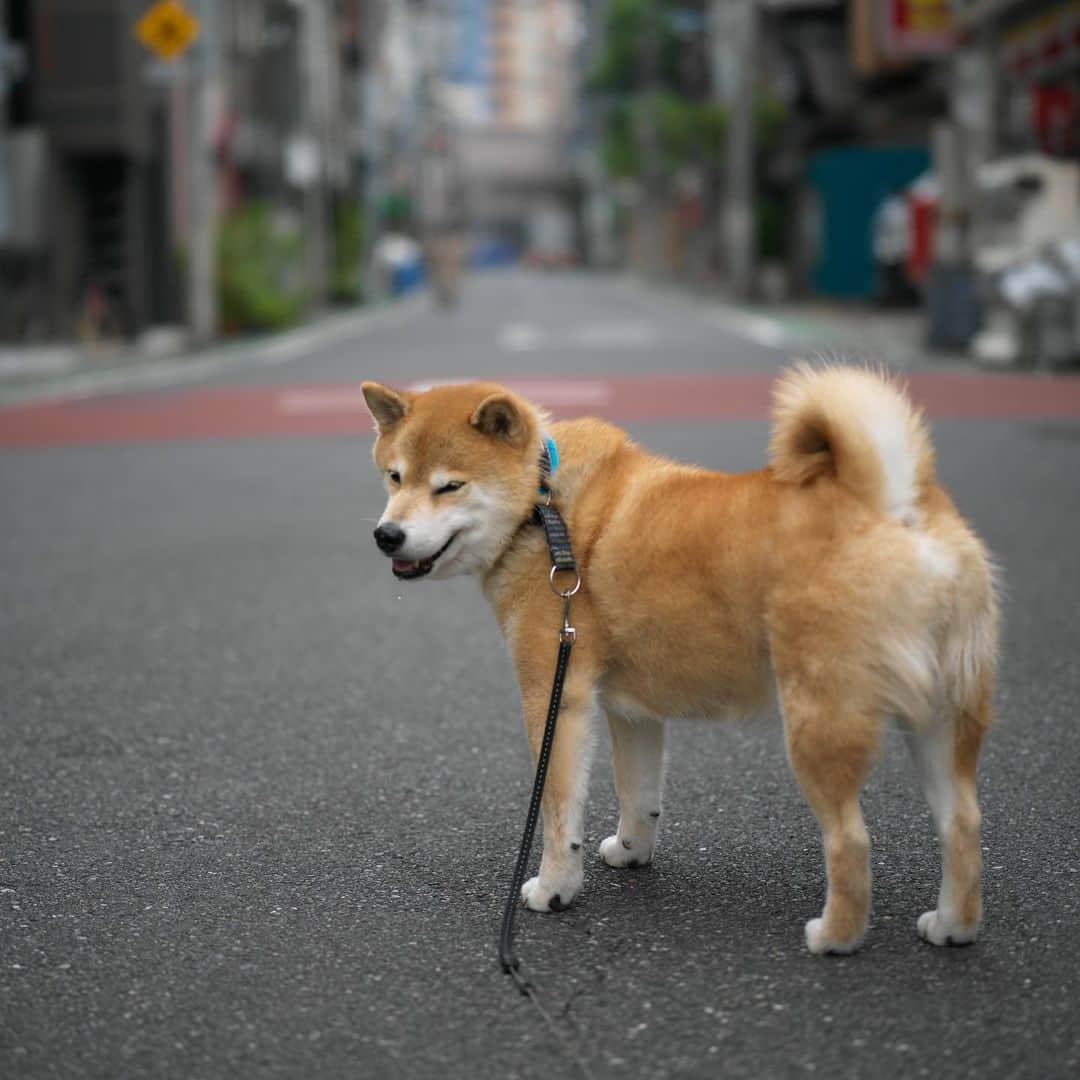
[393,559,418,574]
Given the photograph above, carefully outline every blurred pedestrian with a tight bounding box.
[418,130,468,308]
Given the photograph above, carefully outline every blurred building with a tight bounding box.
[2,0,178,341]
[952,0,1078,159]
[751,0,952,298]
[442,0,576,132]
[439,0,579,240]
[0,0,362,344]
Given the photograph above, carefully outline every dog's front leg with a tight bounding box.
[599,711,665,868]
[518,666,599,913]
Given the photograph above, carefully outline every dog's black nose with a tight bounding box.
[374,523,406,554]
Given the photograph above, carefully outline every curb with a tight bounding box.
[0,296,426,408]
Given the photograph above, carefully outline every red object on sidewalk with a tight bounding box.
[1032,84,1077,157]
[907,189,937,285]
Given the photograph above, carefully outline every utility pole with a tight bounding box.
[188,0,219,344]
[711,0,757,299]
[0,1,8,137]
[0,3,9,253]
[637,0,663,276]
[301,0,332,310]
[360,0,386,303]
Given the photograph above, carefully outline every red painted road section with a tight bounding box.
[1,372,1079,448]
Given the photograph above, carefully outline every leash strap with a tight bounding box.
[532,504,576,573]
[499,495,579,990]
[498,633,574,989]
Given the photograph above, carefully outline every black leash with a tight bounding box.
[497,463,596,1079]
[498,502,580,988]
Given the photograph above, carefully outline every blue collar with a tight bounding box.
[539,434,559,494]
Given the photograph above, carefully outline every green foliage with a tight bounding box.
[654,90,728,172]
[756,195,785,260]
[217,202,305,332]
[331,199,365,304]
[601,91,729,180]
[600,99,638,178]
[589,0,788,182]
[755,94,788,156]
[589,0,688,94]
[588,0,650,94]
[379,190,412,230]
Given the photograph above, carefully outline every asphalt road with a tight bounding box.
[2,272,1079,1079]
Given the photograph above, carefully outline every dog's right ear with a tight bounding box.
[362,381,409,433]
[470,393,529,449]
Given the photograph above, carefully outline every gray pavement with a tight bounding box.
[2,272,1079,1079]
[0,271,942,407]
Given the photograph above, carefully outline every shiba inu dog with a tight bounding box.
[361,365,999,955]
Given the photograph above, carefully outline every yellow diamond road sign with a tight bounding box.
[135,1,200,61]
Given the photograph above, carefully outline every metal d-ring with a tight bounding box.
[549,565,581,599]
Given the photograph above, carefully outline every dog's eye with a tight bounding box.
[434,481,465,495]
[388,470,401,485]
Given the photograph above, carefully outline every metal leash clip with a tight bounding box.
[549,565,580,644]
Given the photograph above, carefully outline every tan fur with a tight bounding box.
[363,365,1000,954]
[770,361,936,523]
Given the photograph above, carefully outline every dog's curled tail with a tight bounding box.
[769,362,935,524]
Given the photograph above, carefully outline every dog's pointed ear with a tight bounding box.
[470,393,529,448]
[362,381,409,433]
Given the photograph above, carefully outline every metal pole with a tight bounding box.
[188,0,218,344]
[361,0,386,303]
[638,0,662,276]
[301,0,331,310]
[724,0,757,300]
[0,2,8,137]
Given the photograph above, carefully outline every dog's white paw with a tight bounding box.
[805,917,863,956]
[598,834,652,869]
[520,872,581,913]
[917,909,978,947]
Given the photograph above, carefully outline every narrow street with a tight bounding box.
[2,272,1079,1079]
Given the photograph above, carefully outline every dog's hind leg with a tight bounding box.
[904,692,988,946]
[599,712,665,869]
[779,686,883,955]
[519,664,600,914]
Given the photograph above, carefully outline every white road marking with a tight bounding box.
[276,388,370,414]
[497,323,543,351]
[400,378,613,409]
[506,379,612,406]
[280,380,612,415]
[703,307,789,348]
[567,322,658,349]
[404,378,471,392]
[497,321,659,353]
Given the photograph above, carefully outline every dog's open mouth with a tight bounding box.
[391,533,458,580]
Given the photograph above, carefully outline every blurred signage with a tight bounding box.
[852,0,955,73]
[1002,2,1080,83]
[135,1,200,61]
[883,0,955,57]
